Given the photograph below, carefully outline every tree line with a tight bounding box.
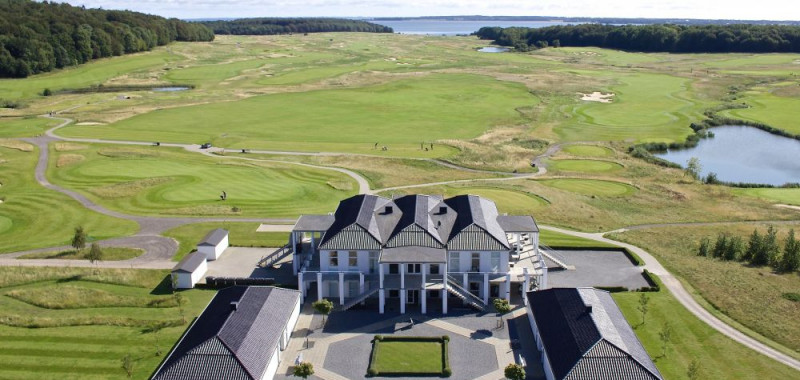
[202,18,393,35]
[0,0,214,78]
[697,226,799,273]
[475,24,800,53]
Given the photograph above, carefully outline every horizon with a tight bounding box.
[49,1,800,22]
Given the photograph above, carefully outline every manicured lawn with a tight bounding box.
[58,74,536,157]
[609,224,800,354]
[0,266,215,380]
[539,229,616,249]
[537,178,636,197]
[47,144,356,218]
[734,188,800,206]
[722,91,800,134]
[561,144,614,157]
[162,222,289,261]
[369,337,448,376]
[0,117,58,138]
[547,159,623,173]
[0,146,138,254]
[18,247,143,261]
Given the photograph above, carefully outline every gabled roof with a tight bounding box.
[527,288,662,380]
[497,215,539,233]
[319,195,402,250]
[445,195,510,250]
[153,286,300,380]
[172,251,207,273]
[198,228,228,246]
[293,214,335,231]
[385,195,445,248]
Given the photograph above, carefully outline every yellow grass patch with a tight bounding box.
[89,177,171,198]
[56,154,85,168]
[0,139,33,152]
[54,142,89,151]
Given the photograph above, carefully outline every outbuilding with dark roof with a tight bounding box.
[197,228,229,260]
[171,251,207,289]
[526,287,663,380]
[152,286,301,380]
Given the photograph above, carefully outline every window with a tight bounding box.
[471,252,480,272]
[491,252,501,273]
[389,289,399,298]
[429,290,440,298]
[329,251,338,267]
[369,251,379,274]
[389,264,399,274]
[407,263,421,273]
[349,251,358,268]
[430,264,440,275]
[449,252,460,271]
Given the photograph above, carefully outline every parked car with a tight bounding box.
[200,142,212,149]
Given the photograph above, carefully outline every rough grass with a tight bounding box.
[0,267,214,380]
[371,340,444,374]
[539,229,616,248]
[613,281,799,379]
[17,247,143,261]
[384,184,549,216]
[0,139,34,152]
[48,144,356,217]
[163,222,289,261]
[547,159,623,173]
[609,224,800,353]
[0,146,138,254]
[537,178,636,197]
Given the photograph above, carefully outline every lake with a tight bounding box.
[655,126,800,186]
[478,47,510,53]
[153,87,190,92]
[370,20,572,36]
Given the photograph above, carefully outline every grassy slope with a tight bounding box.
[0,145,138,253]
[539,229,616,248]
[0,118,58,138]
[561,144,614,157]
[735,188,800,206]
[0,267,215,380]
[58,74,535,156]
[609,224,800,353]
[162,222,289,261]
[47,144,356,218]
[18,247,143,261]
[547,159,623,173]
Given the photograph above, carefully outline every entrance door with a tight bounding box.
[369,252,378,274]
[490,284,500,298]
[348,281,359,297]
[328,282,339,297]
[407,290,418,304]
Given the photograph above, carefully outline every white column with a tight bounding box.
[338,272,345,305]
[421,264,427,314]
[298,272,305,303]
[400,264,406,314]
[291,232,298,275]
[310,233,316,255]
[505,273,511,302]
[379,264,385,314]
[316,272,323,301]
[462,272,469,305]
[360,272,366,306]
[483,273,489,304]
[442,261,448,314]
[523,268,530,306]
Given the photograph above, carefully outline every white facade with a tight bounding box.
[172,259,207,289]
[198,233,228,260]
[263,296,301,380]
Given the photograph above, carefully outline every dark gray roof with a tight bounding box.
[380,246,447,263]
[293,214,335,231]
[445,195,510,251]
[172,251,207,273]
[153,286,300,380]
[319,195,402,250]
[497,215,539,233]
[527,288,662,380]
[198,228,228,246]
[386,195,445,248]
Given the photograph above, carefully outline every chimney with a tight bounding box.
[384,206,393,214]
[231,301,239,311]
[439,206,447,214]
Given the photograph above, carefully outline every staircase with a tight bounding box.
[339,282,379,311]
[258,244,292,268]
[538,244,575,270]
[445,275,486,311]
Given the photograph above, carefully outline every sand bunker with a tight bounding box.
[776,204,800,212]
[580,92,615,103]
[75,122,105,126]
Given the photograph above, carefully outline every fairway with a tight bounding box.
[48,145,357,217]
[539,229,616,248]
[537,178,636,197]
[561,144,614,157]
[0,118,58,138]
[734,188,800,206]
[58,74,536,156]
[547,159,623,173]
[721,90,800,134]
[386,185,549,215]
[0,146,138,254]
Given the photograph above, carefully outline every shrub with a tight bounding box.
[442,335,449,341]
[42,88,52,96]
[374,335,383,341]
[782,293,800,302]
[442,367,452,377]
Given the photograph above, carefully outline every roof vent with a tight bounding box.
[585,304,592,314]
[384,206,393,214]
[436,220,442,228]
[439,206,448,214]
[231,301,239,311]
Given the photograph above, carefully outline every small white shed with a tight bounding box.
[197,228,229,261]
[171,252,208,289]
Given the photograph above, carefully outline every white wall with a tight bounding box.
[197,234,229,261]
[320,250,371,272]
[447,251,510,273]
[172,260,207,289]
[261,345,280,380]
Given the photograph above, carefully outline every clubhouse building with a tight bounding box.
[289,194,546,313]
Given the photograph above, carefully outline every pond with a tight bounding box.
[655,125,800,186]
[152,87,190,92]
[478,46,510,53]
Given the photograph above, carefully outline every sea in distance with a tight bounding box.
[370,19,573,35]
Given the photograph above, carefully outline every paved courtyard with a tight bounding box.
[547,249,649,289]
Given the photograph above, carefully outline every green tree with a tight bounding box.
[743,229,762,262]
[712,233,728,259]
[71,226,87,252]
[658,323,672,358]
[85,242,103,264]
[312,299,334,326]
[121,354,134,378]
[637,293,649,326]
[293,361,314,379]
[684,157,702,180]
[494,298,512,328]
[504,363,525,380]
[724,236,744,261]
[759,226,781,268]
[697,237,710,257]
[779,229,799,272]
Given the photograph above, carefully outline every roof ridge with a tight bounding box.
[215,334,257,380]
[594,338,662,379]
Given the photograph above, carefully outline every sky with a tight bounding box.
[55,0,800,21]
